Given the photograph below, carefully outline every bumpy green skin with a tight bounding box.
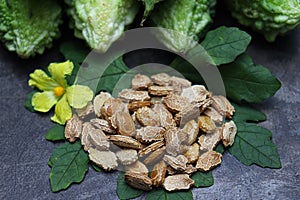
[66,0,139,52]
[0,0,62,58]
[150,0,216,53]
[227,0,300,42]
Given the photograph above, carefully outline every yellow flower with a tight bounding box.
[28,61,94,124]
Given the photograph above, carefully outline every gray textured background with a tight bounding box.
[0,4,299,200]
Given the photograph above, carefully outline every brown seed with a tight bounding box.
[124,172,152,191]
[116,149,138,165]
[114,111,136,137]
[125,161,149,175]
[168,76,192,95]
[165,127,186,156]
[196,150,222,171]
[150,160,167,187]
[101,98,127,120]
[181,85,213,113]
[118,89,150,102]
[65,114,82,143]
[198,98,213,113]
[76,102,94,119]
[150,96,162,104]
[89,148,118,171]
[136,107,160,126]
[81,122,94,151]
[90,118,116,134]
[163,174,194,191]
[131,111,142,129]
[77,73,237,192]
[162,93,190,113]
[167,165,178,176]
[204,107,224,124]
[148,85,174,96]
[88,128,110,151]
[185,164,197,174]
[132,74,152,90]
[184,143,200,163]
[174,105,200,127]
[198,116,217,133]
[167,166,177,175]
[163,155,187,171]
[109,135,142,150]
[139,141,165,158]
[152,104,176,128]
[93,92,112,118]
[181,85,211,103]
[198,128,221,151]
[136,126,165,143]
[221,121,237,147]
[212,95,235,119]
[182,120,199,145]
[143,146,166,165]
[128,101,154,112]
[169,76,192,88]
[151,73,170,86]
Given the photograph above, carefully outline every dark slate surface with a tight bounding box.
[0,4,299,200]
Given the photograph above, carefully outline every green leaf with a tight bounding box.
[146,188,193,200]
[60,40,90,84]
[48,141,89,192]
[219,54,281,103]
[92,164,102,172]
[96,57,130,94]
[169,27,251,83]
[191,171,214,187]
[117,172,144,200]
[24,91,36,113]
[141,0,163,19]
[46,124,65,141]
[201,26,251,65]
[229,122,281,168]
[233,103,266,123]
[215,143,225,154]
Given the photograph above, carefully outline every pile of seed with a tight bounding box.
[65,73,237,191]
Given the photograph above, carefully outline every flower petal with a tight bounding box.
[31,91,58,112]
[51,95,72,125]
[66,85,94,109]
[28,69,59,91]
[48,60,74,88]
